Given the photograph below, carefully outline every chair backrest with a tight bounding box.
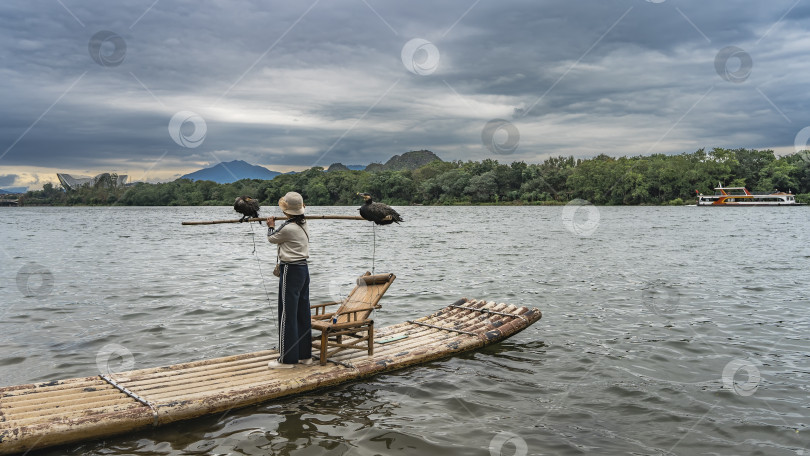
[335,272,396,323]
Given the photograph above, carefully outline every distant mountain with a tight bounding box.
[327,163,350,172]
[366,150,442,172]
[0,187,25,194]
[179,160,281,183]
[326,163,366,172]
[178,152,440,183]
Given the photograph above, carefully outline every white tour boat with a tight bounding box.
[696,185,803,206]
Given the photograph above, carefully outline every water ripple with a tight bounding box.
[1,206,809,455]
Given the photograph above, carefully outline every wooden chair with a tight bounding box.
[310,272,396,365]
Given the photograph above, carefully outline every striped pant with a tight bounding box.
[277,263,312,364]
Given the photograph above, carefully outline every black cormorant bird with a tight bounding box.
[234,196,260,222]
[357,193,402,274]
[357,193,403,225]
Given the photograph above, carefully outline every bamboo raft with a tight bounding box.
[0,298,541,455]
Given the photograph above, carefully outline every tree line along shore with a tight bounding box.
[16,148,810,206]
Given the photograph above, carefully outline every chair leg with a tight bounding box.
[320,331,328,365]
[368,322,374,356]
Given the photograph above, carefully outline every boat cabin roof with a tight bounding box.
[714,186,751,196]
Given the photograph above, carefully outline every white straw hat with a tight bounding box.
[278,191,305,215]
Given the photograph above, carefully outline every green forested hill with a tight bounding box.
[19,148,810,206]
[364,150,441,172]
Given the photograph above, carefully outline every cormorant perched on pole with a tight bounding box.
[234,196,261,223]
[357,193,404,225]
[357,192,402,274]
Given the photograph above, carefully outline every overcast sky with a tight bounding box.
[1,0,809,189]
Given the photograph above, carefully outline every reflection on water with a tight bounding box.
[1,206,809,455]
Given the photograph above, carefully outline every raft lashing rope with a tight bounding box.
[99,374,159,426]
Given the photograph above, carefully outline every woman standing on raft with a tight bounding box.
[266,192,313,368]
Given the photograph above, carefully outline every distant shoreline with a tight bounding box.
[8,201,700,208]
[14,148,810,207]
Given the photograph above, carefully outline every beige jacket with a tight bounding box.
[267,221,309,263]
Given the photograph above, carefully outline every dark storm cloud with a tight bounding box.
[1,0,809,184]
[0,175,18,187]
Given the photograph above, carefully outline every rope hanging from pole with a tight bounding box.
[249,221,278,329]
[372,224,376,275]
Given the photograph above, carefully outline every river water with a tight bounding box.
[1,205,809,455]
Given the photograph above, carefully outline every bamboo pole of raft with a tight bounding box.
[181,215,365,225]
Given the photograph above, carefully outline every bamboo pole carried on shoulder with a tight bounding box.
[182,215,365,225]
